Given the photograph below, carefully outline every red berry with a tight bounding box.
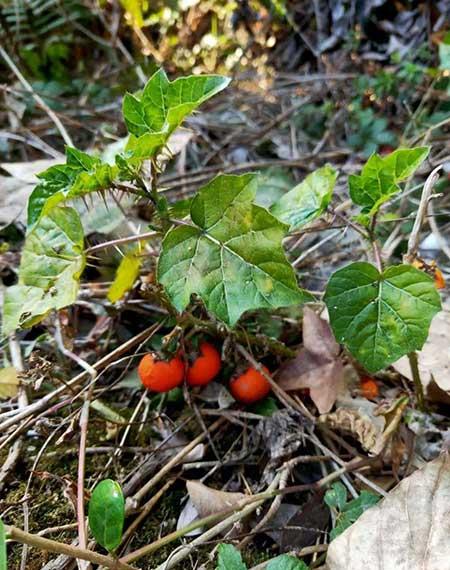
[186,342,222,387]
[359,376,379,399]
[138,353,184,392]
[230,366,271,404]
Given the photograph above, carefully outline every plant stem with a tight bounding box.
[4,526,135,570]
[407,351,426,412]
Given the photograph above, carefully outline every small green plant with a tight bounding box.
[88,479,125,553]
[347,104,397,156]
[2,68,442,382]
[324,482,379,540]
[216,544,309,570]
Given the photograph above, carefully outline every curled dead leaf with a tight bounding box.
[186,480,246,518]
[277,307,344,413]
[326,453,450,570]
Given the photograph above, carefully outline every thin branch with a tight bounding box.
[0,46,73,146]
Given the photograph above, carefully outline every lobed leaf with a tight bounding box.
[88,479,125,553]
[122,69,230,157]
[324,262,441,372]
[348,147,429,215]
[158,173,311,326]
[3,207,85,336]
[270,165,337,229]
[27,147,117,225]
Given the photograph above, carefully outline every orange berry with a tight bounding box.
[138,353,184,392]
[186,341,221,387]
[434,268,445,290]
[230,366,271,404]
[360,376,379,399]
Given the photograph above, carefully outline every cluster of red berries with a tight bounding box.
[138,341,271,404]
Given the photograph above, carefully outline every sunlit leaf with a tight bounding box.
[0,367,19,400]
[158,173,311,326]
[27,147,117,225]
[271,165,337,229]
[123,69,230,141]
[324,262,441,372]
[267,555,309,570]
[107,251,141,302]
[3,207,85,336]
[348,147,429,215]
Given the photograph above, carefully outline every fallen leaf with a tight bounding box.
[1,158,61,183]
[393,300,450,394]
[277,307,344,413]
[326,454,450,570]
[186,480,246,518]
[0,367,19,399]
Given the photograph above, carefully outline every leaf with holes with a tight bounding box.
[271,165,337,229]
[3,207,85,336]
[349,147,429,215]
[123,68,230,139]
[27,147,117,225]
[158,173,311,326]
[88,479,124,552]
[324,262,441,373]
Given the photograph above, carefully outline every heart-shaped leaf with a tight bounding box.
[271,165,337,229]
[3,207,85,336]
[158,173,311,326]
[88,479,125,553]
[324,262,441,372]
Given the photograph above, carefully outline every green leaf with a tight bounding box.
[107,251,141,302]
[348,147,429,214]
[0,518,6,570]
[251,396,279,417]
[270,165,337,229]
[324,262,441,372]
[28,147,117,225]
[267,555,309,570]
[330,490,379,540]
[3,207,85,336]
[439,33,450,71]
[158,173,311,326]
[88,479,125,553]
[324,482,347,511]
[216,544,247,570]
[123,68,230,139]
[254,167,295,208]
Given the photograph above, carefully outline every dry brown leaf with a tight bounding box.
[1,158,61,183]
[320,405,383,453]
[393,300,450,394]
[186,480,246,518]
[277,307,344,413]
[0,367,19,400]
[326,453,450,570]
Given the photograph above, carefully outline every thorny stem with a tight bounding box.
[407,351,426,412]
